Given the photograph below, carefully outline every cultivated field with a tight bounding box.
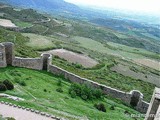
[111,64,160,87]
[0,19,17,28]
[44,49,98,68]
[134,59,160,71]
[23,33,55,49]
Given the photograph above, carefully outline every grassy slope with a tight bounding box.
[0,67,143,120]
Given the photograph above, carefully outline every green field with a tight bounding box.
[0,67,143,120]
[14,21,32,28]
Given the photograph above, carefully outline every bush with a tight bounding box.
[19,81,26,86]
[6,117,16,120]
[3,80,14,90]
[70,90,76,98]
[74,63,83,69]
[81,94,88,100]
[110,105,115,110]
[44,89,47,92]
[0,83,7,91]
[94,103,106,112]
[56,88,63,93]
[57,80,62,86]
[69,83,103,100]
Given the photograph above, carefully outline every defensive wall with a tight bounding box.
[0,42,157,115]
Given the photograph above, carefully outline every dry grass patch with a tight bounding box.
[134,58,160,71]
[0,19,17,28]
[44,49,98,68]
[23,33,54,49]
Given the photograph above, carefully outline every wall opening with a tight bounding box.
[43,57,48,70]
[130,91,141,107]
[42,54,51,70]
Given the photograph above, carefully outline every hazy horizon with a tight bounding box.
[65,0,160,16]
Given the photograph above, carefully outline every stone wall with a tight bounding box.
[2,42,15,65]
[145,88,160,120]
[0,42,151,114]
[48,64,149,113]
[0,43,6,67]
[12,57,43,70]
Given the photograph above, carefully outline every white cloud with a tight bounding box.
[65,0,160,14]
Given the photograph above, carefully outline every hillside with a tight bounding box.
[0,5,159,102]
[0,66,143,120]
[0,3,159,120]
[0,0,159,53]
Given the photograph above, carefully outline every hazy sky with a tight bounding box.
[65,0,160,15]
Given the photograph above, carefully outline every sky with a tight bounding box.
[64,0,160,15]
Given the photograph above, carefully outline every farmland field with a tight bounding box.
[44,49,98,68]
[0,19,17,27]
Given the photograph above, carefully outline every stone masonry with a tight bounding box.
[145,88,160,120]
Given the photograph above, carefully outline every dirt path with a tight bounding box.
[0,103,56,120]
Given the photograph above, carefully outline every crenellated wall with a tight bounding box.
[0,42,152,114]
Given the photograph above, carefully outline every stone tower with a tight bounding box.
[2,42,15,65]
[145,88,160,120]
[0,43,7,67]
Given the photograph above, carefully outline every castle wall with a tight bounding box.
[145,88,160,120]
[0,42,152,114]
[48,64,149,113]
[2,42,15,65]
[0,43,7,67]
[12,57,43,70]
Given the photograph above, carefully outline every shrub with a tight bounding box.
[74,63,83,69]
[110,105,115,110]
[3,80,14,90]
[69,83,103,100]
[6,117,16,120]
[94,103,106,112]
[81,94,88,101]
[70,90,76,98]
[56,88,63,93]
[57,80,62,86]
[19,81,26,86]
[44,89,47,92]
[0,83,7,91]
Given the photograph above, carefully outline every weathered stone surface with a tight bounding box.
[12,57,43,70]
[145,88,160,120]
[2,42,14,65]
[0,43,6,67]
[48,64,149,113]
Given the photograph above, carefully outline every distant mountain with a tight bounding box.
[0,0,80,13]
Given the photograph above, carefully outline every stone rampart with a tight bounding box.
[48,64,149,113]
[0,43,6,67]
[12,57,43,70]
[0,42,154,114]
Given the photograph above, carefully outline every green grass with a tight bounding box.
[23,33,56,49]
[14,21,32,28]
[52,56,155,102]
[73,36,156,59]
[0,66,143,120]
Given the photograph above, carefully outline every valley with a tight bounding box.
[0,2,159,120]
